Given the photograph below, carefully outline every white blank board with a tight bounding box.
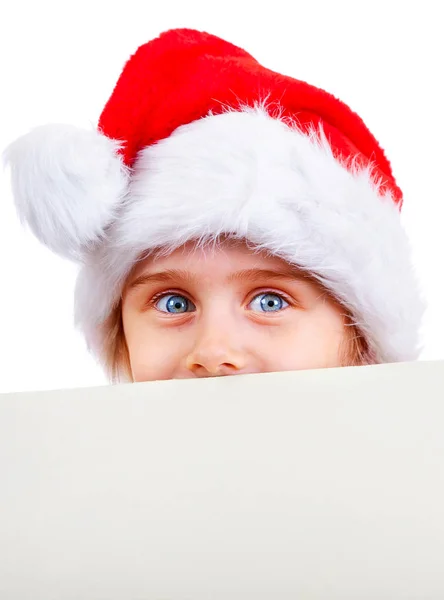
[1,361,444,600]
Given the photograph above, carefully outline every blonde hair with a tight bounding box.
[102,299,132,384]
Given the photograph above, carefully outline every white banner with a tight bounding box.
[1,361,444,599]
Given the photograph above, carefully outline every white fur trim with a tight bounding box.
[3,124,130,261]
[73,108,424,366]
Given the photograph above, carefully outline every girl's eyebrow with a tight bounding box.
[126,269,196,291]
[228,268,306,283]
[127,267,306,292]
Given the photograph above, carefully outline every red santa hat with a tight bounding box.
[4,28,424,372]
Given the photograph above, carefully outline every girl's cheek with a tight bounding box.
[127,333,181,382]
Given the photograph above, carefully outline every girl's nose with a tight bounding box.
[185,319,247,378]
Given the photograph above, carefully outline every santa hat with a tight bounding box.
[4,28,424,373]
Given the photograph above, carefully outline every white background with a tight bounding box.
[1,0,443,393]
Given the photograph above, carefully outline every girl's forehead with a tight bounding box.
[131,239,292,278]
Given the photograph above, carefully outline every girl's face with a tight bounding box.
[121,240,348,381]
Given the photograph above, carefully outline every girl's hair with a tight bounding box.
[101,282,378,385]
[102,300,132,384]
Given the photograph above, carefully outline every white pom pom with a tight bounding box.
[3,124,130,261]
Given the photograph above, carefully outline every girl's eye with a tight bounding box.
[248,292,289,313]
[155,294,196,314]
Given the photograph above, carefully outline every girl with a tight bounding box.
[4,28,424,383]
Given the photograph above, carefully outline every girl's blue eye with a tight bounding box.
[249,293,289,312]
[155,294,195,314]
